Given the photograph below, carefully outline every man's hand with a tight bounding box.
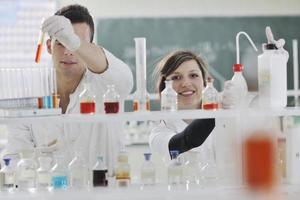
[42,15,81,52]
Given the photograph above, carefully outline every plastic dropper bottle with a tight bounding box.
[202,77,219,110]
[231,64,248,108]
[161,80,178,111]
[230,31,258,108]
[141,153,155,186]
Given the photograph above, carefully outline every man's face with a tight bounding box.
[46,22,91,76]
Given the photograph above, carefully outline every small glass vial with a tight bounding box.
[0,158,15,191]
[79,83,96,114]
[141,153,155,186]
[161,80,177,111]
[202,77,219,110]
[168,150,183,189]
[37,156,52,190]
[115,151,130,187]
[103,84,120,113]
[16,150,37,191]
[68,151,89,189]
[92,155,108,187]
[51,155,68,190]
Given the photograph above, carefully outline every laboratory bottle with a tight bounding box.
[115,151,131,187]
[161,80,178,111]
[202,77,219,110]
[183,151,202,185]
[51,155,68,190]
[200,143,218,185]
[258,43,288,108]
[230,64,248,108]
[36,156,52,190]
[0,158,15,191]
[68,151,89,189]
[244,129,276,191]
[92,155,108,187]
[168,150,183,188]
[16,150,37,191]
[103,84,120,113]
[79,83,96,114]
[140,153,155,186]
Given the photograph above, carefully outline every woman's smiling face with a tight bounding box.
[166,59,204,110]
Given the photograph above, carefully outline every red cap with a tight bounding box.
[233,64,243,72]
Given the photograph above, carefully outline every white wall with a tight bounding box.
[58,0,300,18]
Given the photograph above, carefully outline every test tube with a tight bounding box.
[35,18,45,63]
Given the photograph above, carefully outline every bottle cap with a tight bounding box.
[3,158,11,166]
[170,150,179,159]
[233,64,243,72]
[143,153,152,161]
[263,43,277,50]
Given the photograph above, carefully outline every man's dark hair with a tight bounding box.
[55,4,94,42]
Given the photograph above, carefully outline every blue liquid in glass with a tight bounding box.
[52,176,68,189]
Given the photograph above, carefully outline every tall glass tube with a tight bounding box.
[133,38,150,112]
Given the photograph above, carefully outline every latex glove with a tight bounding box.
[266,26,289,60]
[221,80,241,109]
[42,15,81,52]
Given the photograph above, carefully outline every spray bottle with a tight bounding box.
[258,26,289,108]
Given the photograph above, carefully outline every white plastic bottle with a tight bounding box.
[231,64,248,108]
[161,80,178,111]
[258,43,288,108]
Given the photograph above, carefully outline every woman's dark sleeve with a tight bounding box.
[168,119,215,155]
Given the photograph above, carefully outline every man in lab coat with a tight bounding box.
[5,4,133,174]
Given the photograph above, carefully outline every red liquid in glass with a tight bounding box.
[104,102,119,113]
[80,102,95,114]
[244,132,275,191]
[202,103,219,110]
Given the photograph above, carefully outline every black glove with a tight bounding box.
[168,118,215,157]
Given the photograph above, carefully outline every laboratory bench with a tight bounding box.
[0,183,299,200]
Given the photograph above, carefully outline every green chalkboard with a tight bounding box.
[97,16,300,95]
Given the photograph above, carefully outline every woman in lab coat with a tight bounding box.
[149,50,215,161]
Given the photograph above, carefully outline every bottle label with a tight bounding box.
[38,173,51,185]
[4,172,15,185]
[20,169,35,180]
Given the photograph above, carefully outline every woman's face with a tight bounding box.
[166,59,204,110]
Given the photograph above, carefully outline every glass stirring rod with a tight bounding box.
[35,18,45,63]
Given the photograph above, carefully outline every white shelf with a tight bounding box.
[1,107,300,124]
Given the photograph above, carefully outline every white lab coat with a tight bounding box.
[5,49,133,175]
[149,118,216,162]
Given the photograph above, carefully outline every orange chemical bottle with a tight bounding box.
[244,131,276,191]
